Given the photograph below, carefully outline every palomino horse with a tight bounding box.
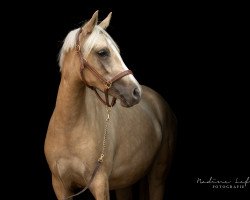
[44,11,176,200]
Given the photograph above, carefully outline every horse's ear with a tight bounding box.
[99,12,112,29]
[82,10,99,34]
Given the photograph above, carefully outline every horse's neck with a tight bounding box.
[54,77,106,130]
[53,51,105,131]
[54,77,87,127]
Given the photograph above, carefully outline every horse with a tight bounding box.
[44,11,176,200]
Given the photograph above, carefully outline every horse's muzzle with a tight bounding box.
[118,85,142,107]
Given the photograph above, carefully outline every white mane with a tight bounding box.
[59,25,119,71]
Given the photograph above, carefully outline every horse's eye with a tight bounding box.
[97,49,110,58]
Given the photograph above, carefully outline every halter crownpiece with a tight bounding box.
[76,28,133,107]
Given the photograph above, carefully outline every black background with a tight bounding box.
[3,1,249,199]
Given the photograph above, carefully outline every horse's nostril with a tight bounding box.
[133,87,141,99]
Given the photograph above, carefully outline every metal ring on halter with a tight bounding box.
[105,82,112,89]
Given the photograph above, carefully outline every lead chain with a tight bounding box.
[98,106,111,163]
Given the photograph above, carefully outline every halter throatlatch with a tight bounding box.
[76,28,133,107]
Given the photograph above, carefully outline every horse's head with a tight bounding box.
[63,11,141,107]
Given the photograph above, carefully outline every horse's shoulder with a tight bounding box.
[141,85,166,106]
[141,85,174,121]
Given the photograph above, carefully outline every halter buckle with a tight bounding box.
[76,44,81,52]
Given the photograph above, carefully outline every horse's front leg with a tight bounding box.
[52,175,73,200]
[89,173,110,200]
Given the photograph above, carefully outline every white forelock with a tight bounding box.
[58,26,119,71]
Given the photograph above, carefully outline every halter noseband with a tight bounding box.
[76,28,132,107]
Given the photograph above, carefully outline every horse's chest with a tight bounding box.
[50,140,108,187]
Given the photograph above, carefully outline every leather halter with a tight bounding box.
[75,28,133,107]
